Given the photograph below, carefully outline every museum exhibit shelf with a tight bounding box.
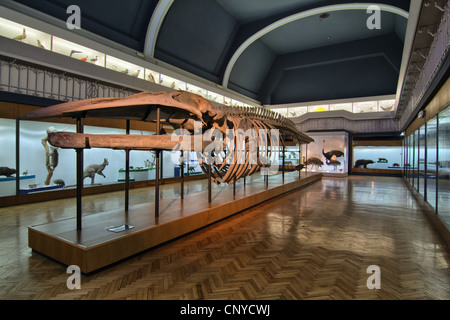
[301,131,348,177]
[0,174,35,196]
[0,117,208,203]
[118,167,155,182]
[351,139,403,176]
[271,97,396,119]
[278,145,302,171]
[19,183,64,195]
[28,171,322,273]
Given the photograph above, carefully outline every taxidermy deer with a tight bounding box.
[83,158,108,185]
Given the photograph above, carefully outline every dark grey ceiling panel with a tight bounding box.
[271,55,399,104]
[228,40,276,95]
[12,0,158,50]
[155,0,238,76]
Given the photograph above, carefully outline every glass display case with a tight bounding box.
[352,145,403,170]
[288,106,307,117]
[105,55,144,79]
[353,101,377,113]
[437,106,450,228]
[301,131,348,177]
[0,118,204,198]
[274,108,288,117]
[307,105,329,113]
[0,118,17,196]
[404,104,450,230]
[426,116,437,211]
[378,99,395,112]
[160,74,185,90]
[280,145,301,168]
[186,83,206,97]
[329,103,352,112]
[206,91,223,104]
[145,68,160,84]
[53,36,106,67]
[0,17,51,52]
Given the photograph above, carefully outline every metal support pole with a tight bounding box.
[160,150,164,180]
[282,144,285,182]
[125,119,130,212]
[76,117,83,230]
[186,152,190,176]
[180,150,184,199]
[424,123,427,202]
[15,119,20,196]
[155,108,160,218]
[305,144,308,173]
[208,163,212,203]
[435,114,439,213]
[299,145,301,178]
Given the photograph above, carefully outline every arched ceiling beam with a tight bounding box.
[143,0,174,58]
[222,3,409,88]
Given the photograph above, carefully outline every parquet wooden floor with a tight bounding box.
[0,175,449,300]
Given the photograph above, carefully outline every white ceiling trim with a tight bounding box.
[222,3,409,88]
[143,0,174,58]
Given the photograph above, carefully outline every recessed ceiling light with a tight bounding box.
[319,13,330,19]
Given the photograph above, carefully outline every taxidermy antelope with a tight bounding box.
[83,158,109,185]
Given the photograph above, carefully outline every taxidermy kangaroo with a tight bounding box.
[83,158,108,185]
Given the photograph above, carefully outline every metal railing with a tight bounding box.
[398,6,449,127]
[0,55,139,102]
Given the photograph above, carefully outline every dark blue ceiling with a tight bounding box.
[13,0,159,50]
[12,0,411,105]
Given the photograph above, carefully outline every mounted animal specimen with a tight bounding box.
[20,91,313,185]
[53,179,65,187]
[41,126,60,185]
[188,166,196,173]
[83,158,109,185]
[0,167,16,177]
[326,159,341,170]
[322,140,344,161]
[354,159,375,168]
[306,157,323,169]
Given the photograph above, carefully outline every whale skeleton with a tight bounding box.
[21,91,313,184]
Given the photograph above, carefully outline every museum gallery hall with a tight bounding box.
[0,0,449,304]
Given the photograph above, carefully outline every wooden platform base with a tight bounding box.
[28,172,322,273]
